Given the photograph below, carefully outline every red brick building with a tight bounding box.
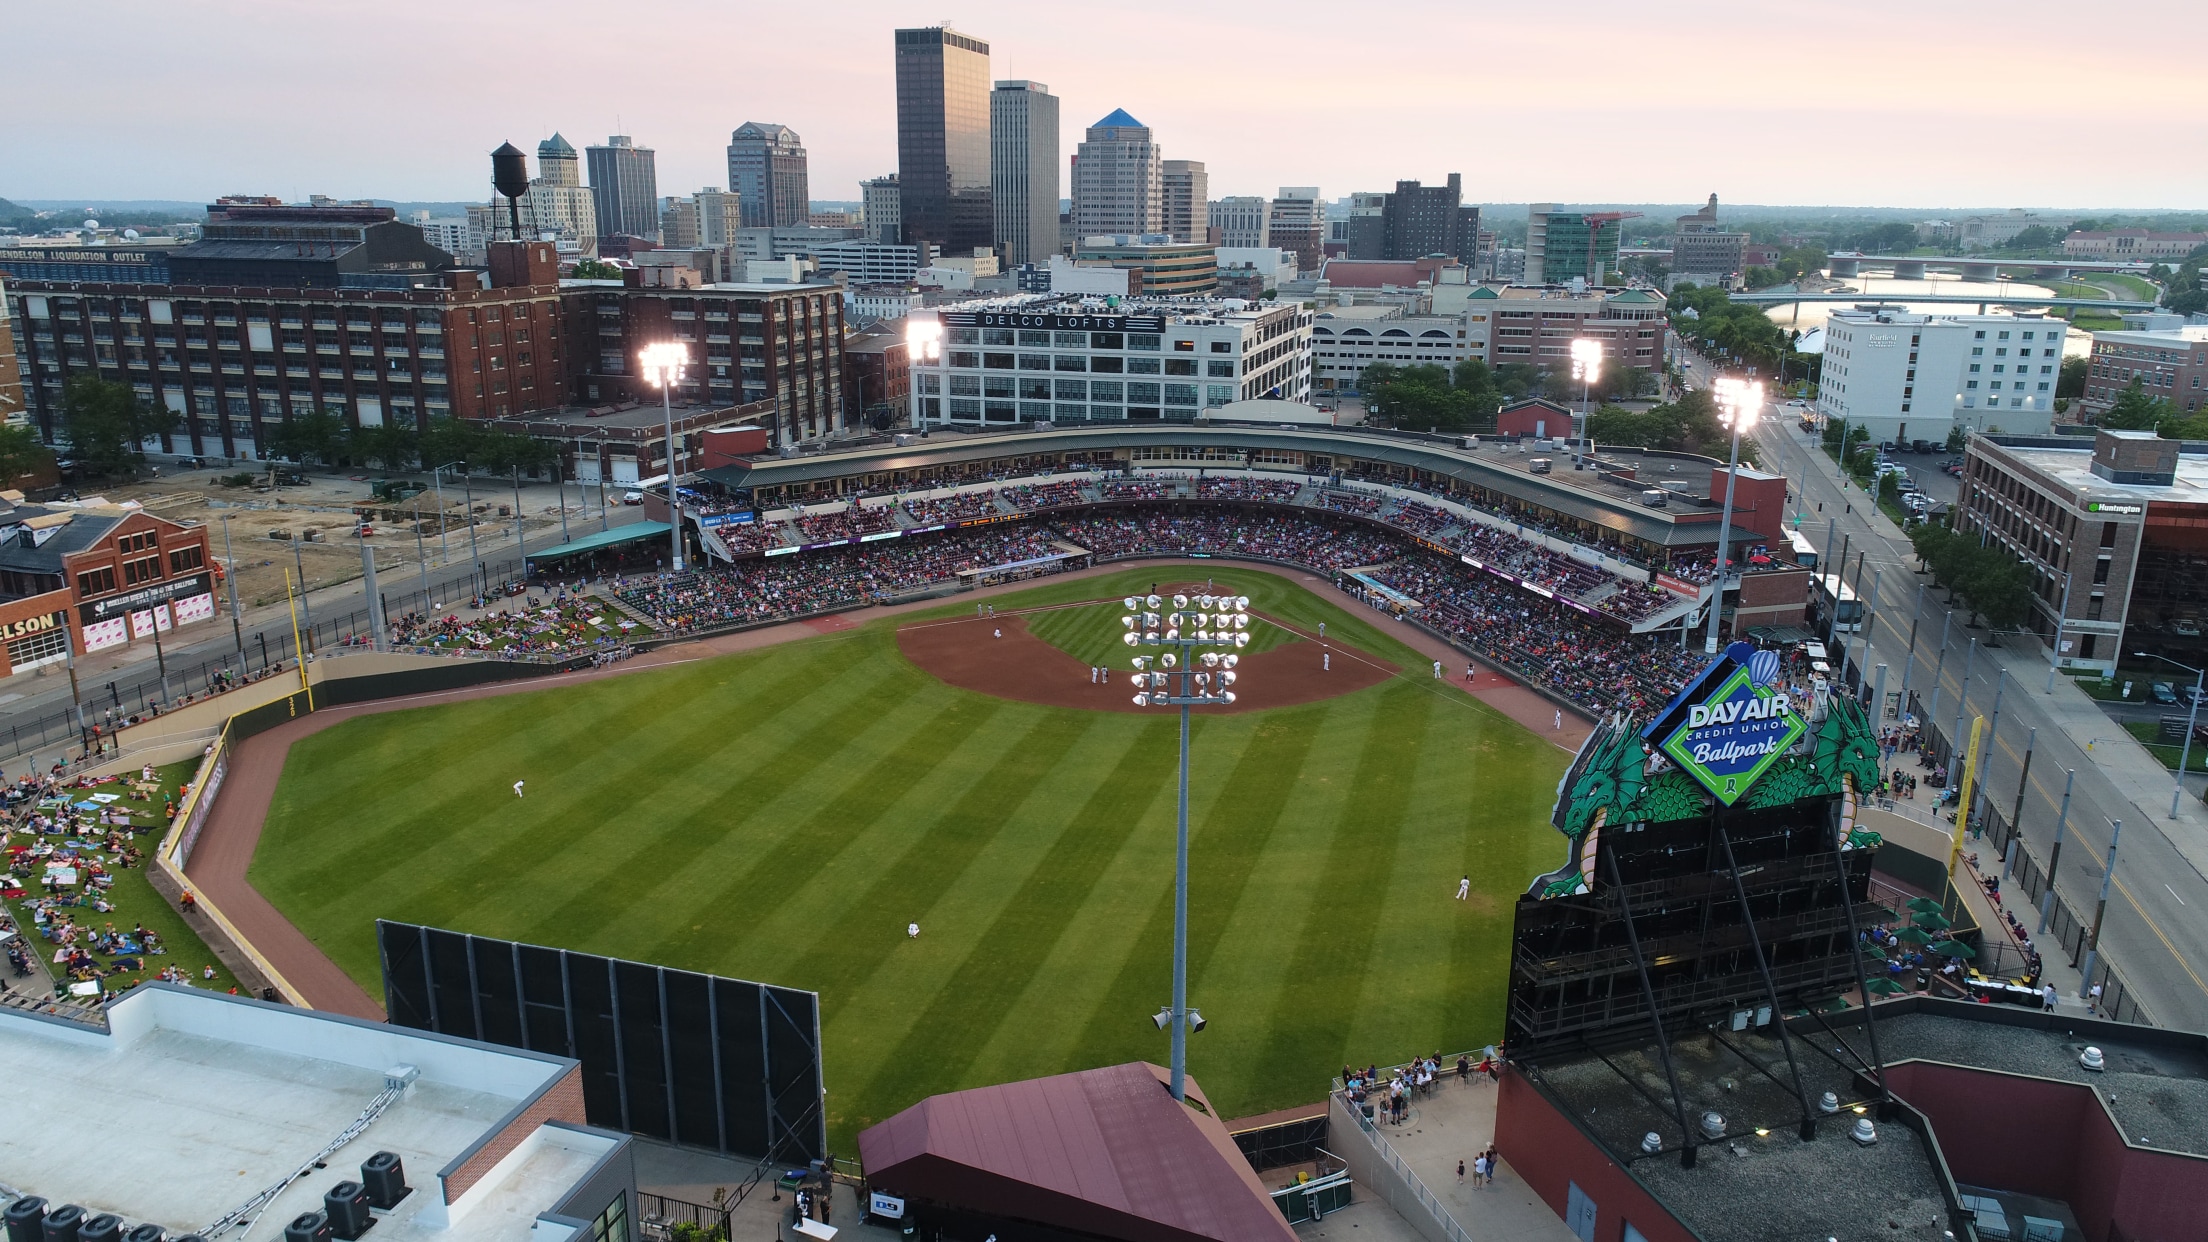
[0,501,217,668]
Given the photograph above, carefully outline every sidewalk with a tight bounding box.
[1370,1076,1577,1241]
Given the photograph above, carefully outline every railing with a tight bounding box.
[636,1192,731,1241]
[1332,1091,1473,1242]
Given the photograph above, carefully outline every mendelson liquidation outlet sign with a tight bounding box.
[1653,647,1805,805]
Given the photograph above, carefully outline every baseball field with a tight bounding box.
[250,566,1567,1148]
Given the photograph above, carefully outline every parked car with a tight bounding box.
[622,489,646,505]
[2151,681,2179,705]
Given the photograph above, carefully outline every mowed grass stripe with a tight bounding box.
[794,708,1096,1024]
[1260,683,1431,1078]
[257,642,854,899]
[850,719,1175,1128]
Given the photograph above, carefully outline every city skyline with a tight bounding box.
[7,0,2208,208]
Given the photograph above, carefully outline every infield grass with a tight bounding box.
[1024,589,1301,667]
[253,567,1567,1150]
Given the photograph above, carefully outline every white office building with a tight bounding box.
[813,240,939,284]
[1818,307,2067,445]
[1310,304,1477,391]
[1072,109,1163,239]
[907,292,1312,427]
[1208,196,1268,248]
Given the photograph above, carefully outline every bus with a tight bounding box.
[1784,529,1819,571]
[1812,574,1865,634]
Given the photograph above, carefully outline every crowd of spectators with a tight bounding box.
[902,492,1006,525]
[1100,479,1174,502]
[1058,511,1401,573]
[1191,477,1303,503]
[1457,524,1609,598]
[1389,501,1459,539]
[795,504,898,542]
[392,597,641,654]
[1000,481,1088,511]
[1319,489,1384,516]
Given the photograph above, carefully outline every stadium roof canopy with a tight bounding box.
[525,520,671,561]
[859,1061,1296,1242]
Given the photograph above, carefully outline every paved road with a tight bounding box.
[1676,345,2208,1028]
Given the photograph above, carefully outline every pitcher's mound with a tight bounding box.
[896,615,1396,713]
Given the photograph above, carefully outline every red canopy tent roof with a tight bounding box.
[858,1062,1296,1242]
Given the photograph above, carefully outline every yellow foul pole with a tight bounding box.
[1947,714,1985,879]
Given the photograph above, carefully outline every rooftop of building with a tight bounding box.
[0,985,617,1240]
[922,290,1297,323]
[0,502,141,573]
[1088,107,1145,129]
[1521,997,2208,1242]
[1978,435,2208,502]
[489,397,774,438]
[2092,324,2208,346]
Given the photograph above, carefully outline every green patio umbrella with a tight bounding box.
[1912,911,1953,932]
[1860,942,1891,961]
[1865,977,1908,996]
[1927,939,1977,960]
[1894,926,1933,945]
[1906,897,1945,915]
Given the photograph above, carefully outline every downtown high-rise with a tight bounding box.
[725,122,810,228]
[894,26,993,254]
[1071,109,1162,239]
[990,80,1059,266]
[586,135,660,244]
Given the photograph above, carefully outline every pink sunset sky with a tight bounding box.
[10,0,2206,208]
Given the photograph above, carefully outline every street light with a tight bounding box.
[639,342,689,572]
[2044,568,2075,694]
[1705,377,1763,654]
[1569,338,1601,463]
[1123,590,1252,1102]
[2133,651,2202,817]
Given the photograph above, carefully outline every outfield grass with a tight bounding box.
[253,567,1567,1149]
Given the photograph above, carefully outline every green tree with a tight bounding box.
[0,423,54,482]
[1493,363,1543,401]
[354,422,420,473]
[1909,523,1960,576]
[59,376,178,476]
[1364,364,1473,432]
[2057,355,2089,400]
[267,409,351,467]
[1957,548,2033,633]
[569,258,624,280]
[1997,225,2058,253]
[2098,378,2170,430]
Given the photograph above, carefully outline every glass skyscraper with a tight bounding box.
[894,26,992,254]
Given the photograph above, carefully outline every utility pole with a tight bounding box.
[2038,771,2073,935]
[2078,819,2121,992]
[1949,637,1978,791]
[219,514,245,655]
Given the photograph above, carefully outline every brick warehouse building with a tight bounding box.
[3,243,568,456]
[559,279,846,444]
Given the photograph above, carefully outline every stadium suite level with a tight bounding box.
[699,422,1784,568]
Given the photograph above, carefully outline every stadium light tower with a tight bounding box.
[1569,338,1602,464]
[1706,377,1764,654]
[639,342,689,572]
[1124,590,1252,1101]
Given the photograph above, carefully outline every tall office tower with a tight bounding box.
[1071,109,1163,239]
[990,80,1060,267]
[1526,204,1626,285]
[1266,187,1324,270]
[1381,174,1479,263]
[895,26,993,253]
[586,135,660,243]
[1208,196,1268,248]
[537,132,582,188]
[725,123,810,228]
[862,175,901,245]
[660,197,701,248]
[1161,160,1208,244]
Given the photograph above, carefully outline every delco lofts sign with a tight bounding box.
[1645,642,1805,805]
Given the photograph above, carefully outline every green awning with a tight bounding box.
[527,520,672,562]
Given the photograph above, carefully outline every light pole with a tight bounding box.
[639,341,689,572]
[1123,589,1253,1102]
[2046,568,2075,694]
[1569,338,1601,465]
[428,461,465,562]
[1705,377,1763,654]
[219,514,245,655]
[2078,818,2122,997]
[2133,651,2203,817]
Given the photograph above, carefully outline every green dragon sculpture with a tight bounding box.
[1529,686,1887,899]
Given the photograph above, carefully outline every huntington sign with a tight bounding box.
[1651,644,1805,805]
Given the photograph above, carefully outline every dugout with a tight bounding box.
[857,1061,1295,1242]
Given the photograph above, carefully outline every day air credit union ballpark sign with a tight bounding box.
[1648,642,1805,805]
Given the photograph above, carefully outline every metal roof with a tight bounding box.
[701,425,1756,548]
[859,1061,1295,1242]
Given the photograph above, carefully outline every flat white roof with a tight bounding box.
[1998,443,2208,502]
[0,986,612,1241]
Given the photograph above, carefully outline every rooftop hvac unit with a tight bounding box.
[323,1183,374,1241]
[280,1214,330,1242]
[4,1197,47,1242]
[77,1218,121,1242]
[124,1228,165,1242]
[894,434,915,446]
[361,1152,411,1209]
[42,1205,85,1242]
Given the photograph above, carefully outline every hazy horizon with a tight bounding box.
[11,0,2206,208]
